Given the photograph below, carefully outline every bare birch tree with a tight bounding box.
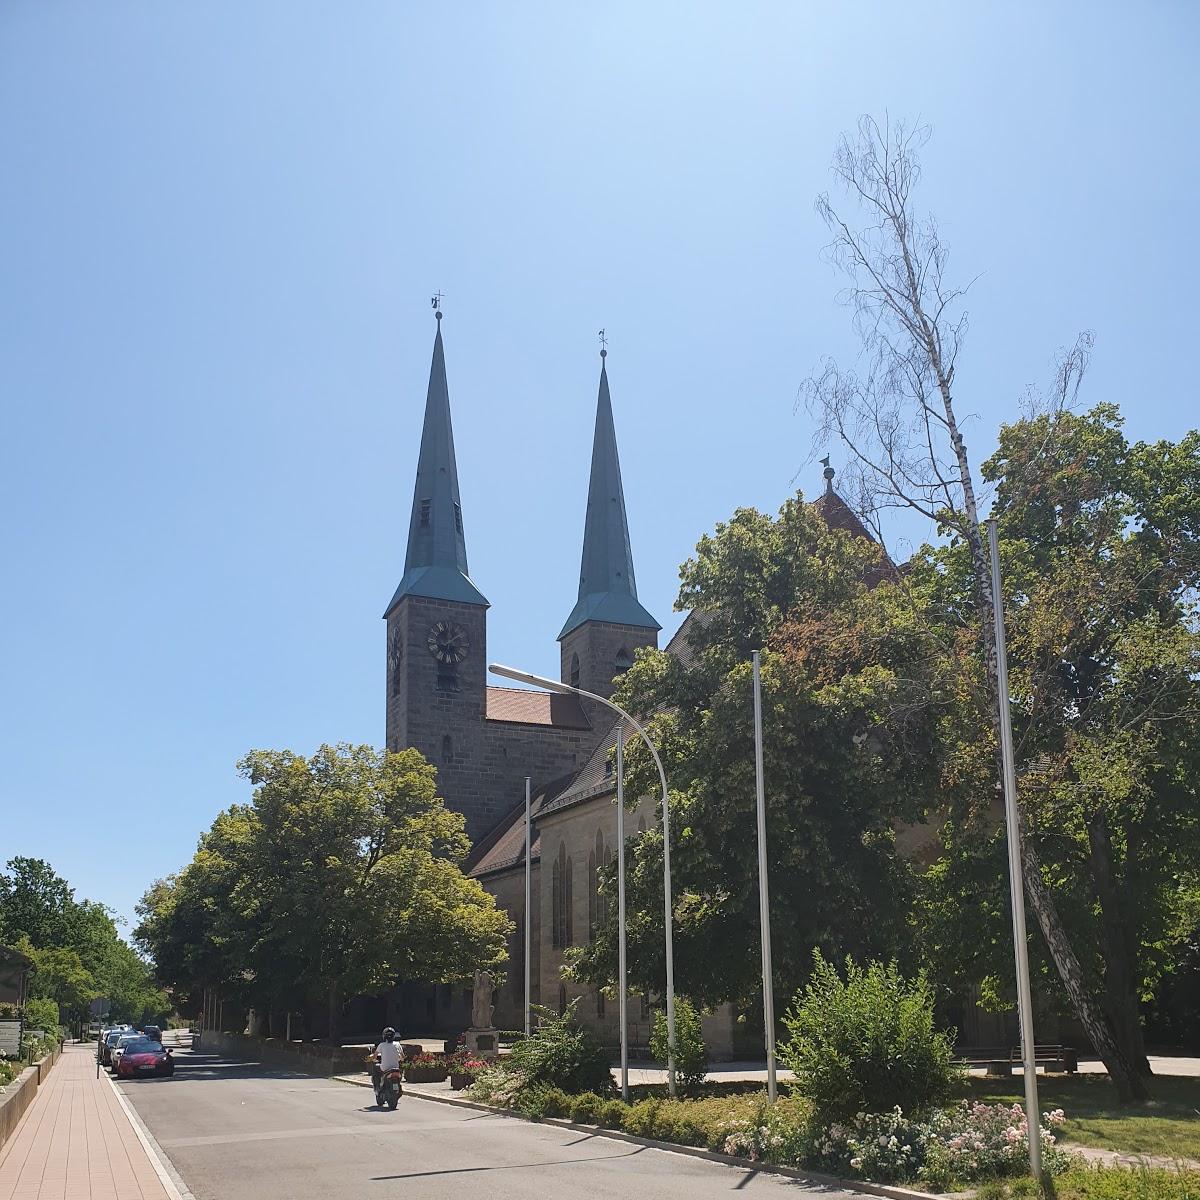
[804,115,1150,1102]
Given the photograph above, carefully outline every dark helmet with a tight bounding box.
[381,1027,396,1042]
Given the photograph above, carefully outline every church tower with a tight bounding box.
[559,349,660,717]
[384,309,489,771]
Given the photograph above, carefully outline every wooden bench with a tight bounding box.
[955,1044,1077,1075]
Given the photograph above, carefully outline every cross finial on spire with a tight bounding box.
[431,291,445,322]
[598,328,608,359]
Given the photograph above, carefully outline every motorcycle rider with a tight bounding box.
[371,1027,403,1103]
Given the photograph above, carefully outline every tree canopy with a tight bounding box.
[135,744,512,1034]
[571,494,940,1007]
[0,856,166,1025]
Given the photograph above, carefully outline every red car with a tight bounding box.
[115,1038,174,1079]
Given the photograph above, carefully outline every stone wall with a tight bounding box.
[386,594,601,842]
[478,862,541,1032]
[523,788,737,1060]
[559,620,658,727]
[196,1030,369,1076]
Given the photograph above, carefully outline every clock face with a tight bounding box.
[427,620,469,665]
[387,628,403,672]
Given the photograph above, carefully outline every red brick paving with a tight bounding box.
[0,1044,171,1200]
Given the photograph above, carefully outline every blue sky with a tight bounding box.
[2,2,1197,932]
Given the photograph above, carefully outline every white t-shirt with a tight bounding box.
[375,1040,402,1072]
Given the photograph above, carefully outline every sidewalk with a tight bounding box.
[0,1044,175,1200]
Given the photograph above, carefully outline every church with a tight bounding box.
[383,309,915,1056]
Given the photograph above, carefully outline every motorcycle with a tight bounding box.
[374,1067,403,1110]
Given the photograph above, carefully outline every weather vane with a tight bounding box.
[598,328,607,358]
[431,291,445,321]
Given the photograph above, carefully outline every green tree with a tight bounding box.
[18,937,97,1019]
[0,857,78,948]
[137,744,512,1037]
[572,496,937,1008]
[0,858,164,1025]
[913,405,1200,1084]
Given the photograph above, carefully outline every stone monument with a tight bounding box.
[464,968,499,1057]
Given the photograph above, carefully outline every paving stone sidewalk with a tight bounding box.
[0,1043,174,1200]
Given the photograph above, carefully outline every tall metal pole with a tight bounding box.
[987,519,1043,1178]
[488,662,676,1095]
[524,776,532,1040]
[752,651,778,1102]
[616,730,630,1102]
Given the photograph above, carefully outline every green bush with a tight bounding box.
[23,998,59,1034]
[0,1058,18,1086]
[567,1091,608,1124]
[597,1098,628,1128]
[505,1000,614,1096]
[650,997,709,1093]
[778,951,958,1120]
[622,1098,664,1137]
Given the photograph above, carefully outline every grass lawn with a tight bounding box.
[963,1074,1200,1161]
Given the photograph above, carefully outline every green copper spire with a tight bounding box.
[559,353,660,639]
[385,314,488,615]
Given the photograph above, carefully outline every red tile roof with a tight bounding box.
[485,686,591,730]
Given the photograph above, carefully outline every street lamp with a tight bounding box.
[489,662,678,1097]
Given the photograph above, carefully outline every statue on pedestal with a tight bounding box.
[471,968,495,1031]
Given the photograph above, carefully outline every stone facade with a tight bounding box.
[386,593,597,843]
[476,779,736,1058]
[559,619,658,724]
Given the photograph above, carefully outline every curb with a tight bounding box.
[103,1071,195,1200]
[333,1073,960,1200]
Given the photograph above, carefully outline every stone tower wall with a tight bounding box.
[558,620,659,728]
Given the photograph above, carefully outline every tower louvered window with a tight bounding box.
[419,498,431,527]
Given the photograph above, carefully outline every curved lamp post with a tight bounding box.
[489,662,677,1097]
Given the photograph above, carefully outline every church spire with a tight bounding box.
[384,310,488,615]
[559,349,660,639]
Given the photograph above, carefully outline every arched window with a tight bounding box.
[551,856,562,949]
[441,734,453,761]
[614,646,632,674]
[569,653,580,688]
[589,829,607,938]
[587,847,597,941]
[637,814,648,835]
[437,662,458,691]
[558,984,567,1016]
[553,843,573,949]
[510,918,524,1000]
[596,988,605,1017]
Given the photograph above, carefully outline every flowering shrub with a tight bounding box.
[805,1107,929,1182]
[720,1100,809,1165]
[470,1065,532,1108]
[720,1099,1072,1185]
[920,1103,1070,1187]
[407,1053,446,1068]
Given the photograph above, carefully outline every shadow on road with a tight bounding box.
[371,1145,647,1180]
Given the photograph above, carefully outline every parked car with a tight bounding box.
[99,1029,127,1066]
[114,1038,173,1079]
[142,1025,162,1043]
[110,1033,144,1072]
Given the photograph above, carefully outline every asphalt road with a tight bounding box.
[116,1044,869,1200]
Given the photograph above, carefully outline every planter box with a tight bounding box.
[405,1066,448,1084]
